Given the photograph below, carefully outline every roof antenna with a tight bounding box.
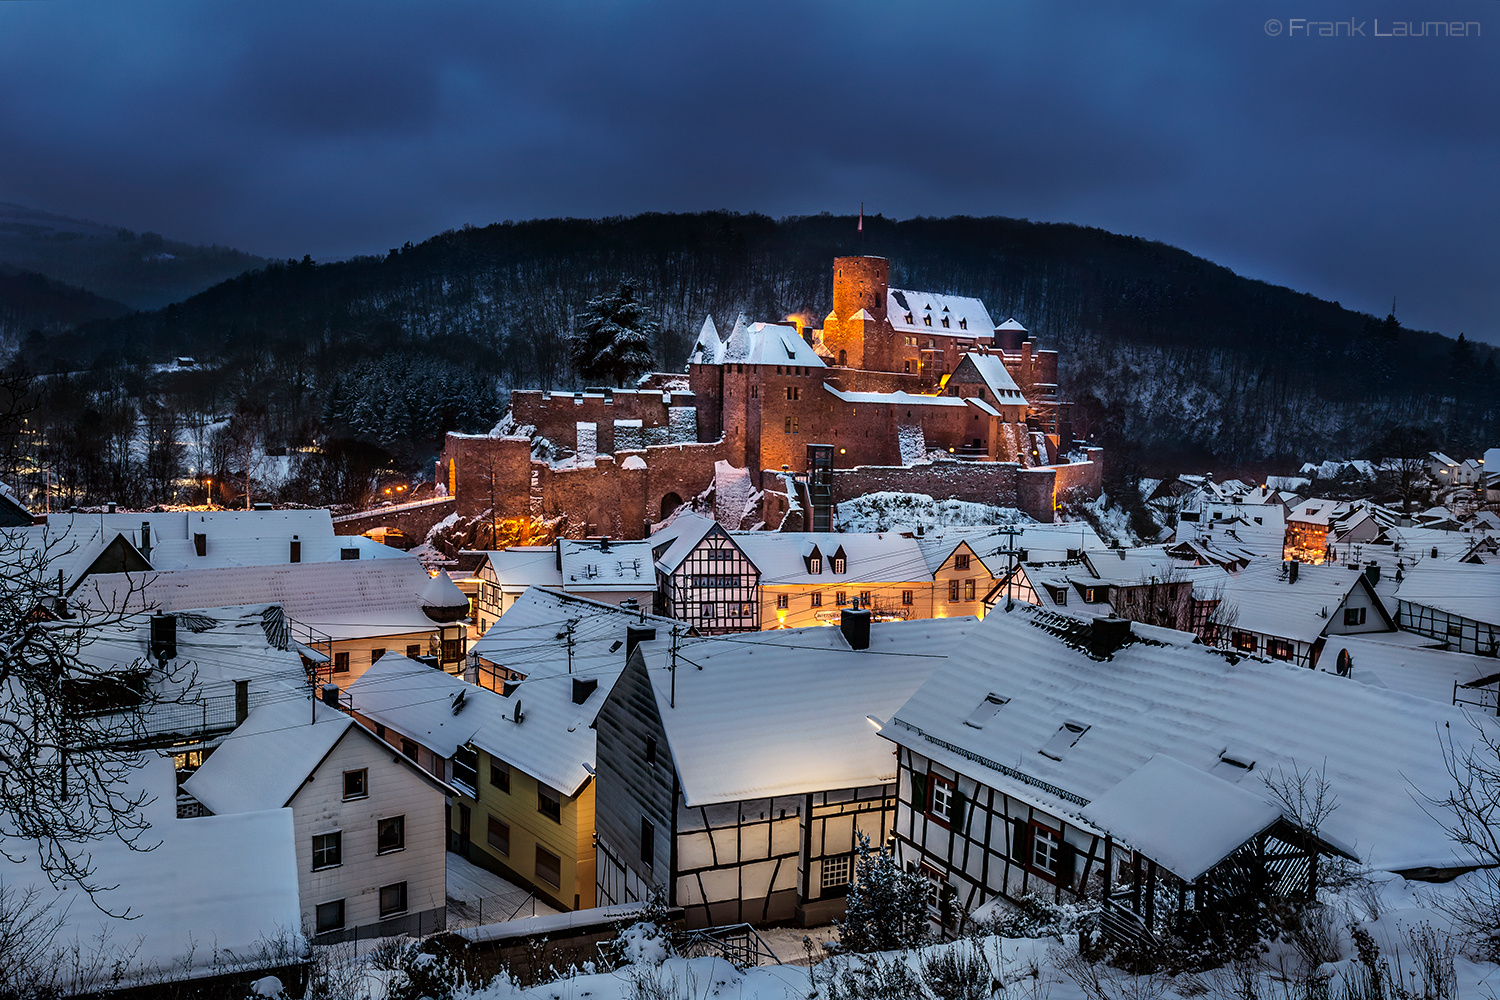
[669,626,680,709]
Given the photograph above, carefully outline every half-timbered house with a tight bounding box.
[650,511,762,633]
[881,604,1493,934]
[593,611,975,927]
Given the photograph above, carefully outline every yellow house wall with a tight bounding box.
[451,747,596,911]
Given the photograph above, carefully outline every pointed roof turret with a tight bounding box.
[420,572,470,623]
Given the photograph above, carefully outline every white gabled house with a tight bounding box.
[649,511,761,632]
[1214,558,1395,666]
[1395,562,1500,655]
[880,604,1495,936]
[184,696,453,940]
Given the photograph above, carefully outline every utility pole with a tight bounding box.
[994,525,1024,612]
[669,626,680,709]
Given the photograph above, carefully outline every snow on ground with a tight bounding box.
[837,491,1031,533]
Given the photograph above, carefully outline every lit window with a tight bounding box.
[785,417,799,434]
[810,593,822,608]
[701,601,715,619]
[377,816,405,854]
[822,854,852,890]
[1232,631,1257,653]
[810,557,822,574]
[312,831,342,870]
[379,881,407,917]
[836,591,848,606]
[343,769,367,800]
[964,579,975,601]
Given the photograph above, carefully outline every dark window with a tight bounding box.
[1031,823,1061,875]
[405,643,421,658]
[955,553,970,571]
[377,816,405,854]
[379,882,407,917]
[441,638,462,662]
[400,738,419,761]
[312,831,341,870]
[810,593,822,608]
[948,580,960,602]
[371,648,385,663]
[861,590,871,605]
[333,651,350,673]
[1343,607,1366,626]
[701,601,715,619]
[342,769,367,800]
[487,816,510,855]
[776,594,789,610]
[490,759,511,793]
[538,783,562,822]
[810,557,822,574]
[341,547,360,561]
[902,590,913,606]
[641,816,656,868]
[645,736,657,767]
[535,846,562,887]
[452,745,478,792]
[315,899,345,934]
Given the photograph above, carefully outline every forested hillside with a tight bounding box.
[7,212,1496,508]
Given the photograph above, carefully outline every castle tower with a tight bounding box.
[820,256,894,371]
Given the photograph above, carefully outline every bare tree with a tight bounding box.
[1425,720,1500,960]
[0,526,196,910]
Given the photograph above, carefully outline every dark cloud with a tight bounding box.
[0,0,1493,342]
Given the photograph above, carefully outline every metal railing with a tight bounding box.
[673,923,781,968]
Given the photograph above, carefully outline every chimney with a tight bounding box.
[290,535,301,563]
[253,501,273,512]
[107,501,116,513]
[572,677,598,704]
[193,532,207,557]
[235,679,249,724]
[140,521,152,562]
[1289,560,1299,584]
[150,614,177,661]
[1089,616,1132,658]
[840,608,872,650]
[1364,563,1380,586]
[625,625,657,659]
[320,683,341,708]
[600,536,611,553]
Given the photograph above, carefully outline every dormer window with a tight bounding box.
[832,556,845,574]
[810,557,822,575]
[924,315,932,326]
[941,316,950,328]
[905,313,914,324]
[959,318,967,330]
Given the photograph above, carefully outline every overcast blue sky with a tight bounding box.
[0,0,1494,342]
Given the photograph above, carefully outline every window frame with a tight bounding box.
[376,815,405,855]
[535,845,563,888]
[1029,821,1062,880]
[640,816,655,869]
[821,853,853,891]
[927,772,956,828]
[315,899,346,934]
[312,830,342,871]
[902,590,914,606]
[955,553,970,571]
[490,758,511,793]
[333,651,350,673]
[487,815,510,856]
[342,769,368,801]
[538,782,563,823]
[378,881,408,917]
[1343,606,1366,627]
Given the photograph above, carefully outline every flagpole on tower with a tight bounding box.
[858,203,863,242]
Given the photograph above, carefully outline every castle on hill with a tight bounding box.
[438,256,1102,539]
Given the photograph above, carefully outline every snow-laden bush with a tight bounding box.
[834,832,930,954]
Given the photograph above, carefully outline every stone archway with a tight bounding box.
[659,492,684,520]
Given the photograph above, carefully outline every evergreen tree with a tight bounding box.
[571,278,658,387]
[835,831,930,952]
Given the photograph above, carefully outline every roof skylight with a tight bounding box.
[963,693,1009,729]
[1039,721,1089,760]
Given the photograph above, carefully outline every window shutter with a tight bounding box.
[1057,840,1077,888]
[911,772,928,810]
[949,791,967,831]
[1011,818,1029,861]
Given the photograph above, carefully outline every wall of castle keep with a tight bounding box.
[509,388,693,456]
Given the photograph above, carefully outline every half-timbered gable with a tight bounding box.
[650,512,761,634]
[594,614,975,927]
[882,604,1494,934]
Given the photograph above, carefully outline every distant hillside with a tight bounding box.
[0,202,267,310]
[28,212,1500,468]
[0,264,130,337]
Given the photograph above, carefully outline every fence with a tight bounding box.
[446,891,547,930]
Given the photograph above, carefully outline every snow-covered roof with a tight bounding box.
[731,531,931,585]
[888,288,996,340]
[481,547,564,591]
[184,697,354,813]
[884,604,1491,871]
[719,320,825,368]
[1174,515,1287,560]
[76,557,446,641]
[5,754,300,987]
[996,317,1027,332]
[558,538,654,592]
[687,315,723,365]
[1217,558,1383,642]
[822,385,969,408]
[1396,562,1500,625]
[1320,633,1500,706]
[948,353,1027,403]
[635,616,977,805]
[1080,755,1285,882]
[649,510,724,574]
